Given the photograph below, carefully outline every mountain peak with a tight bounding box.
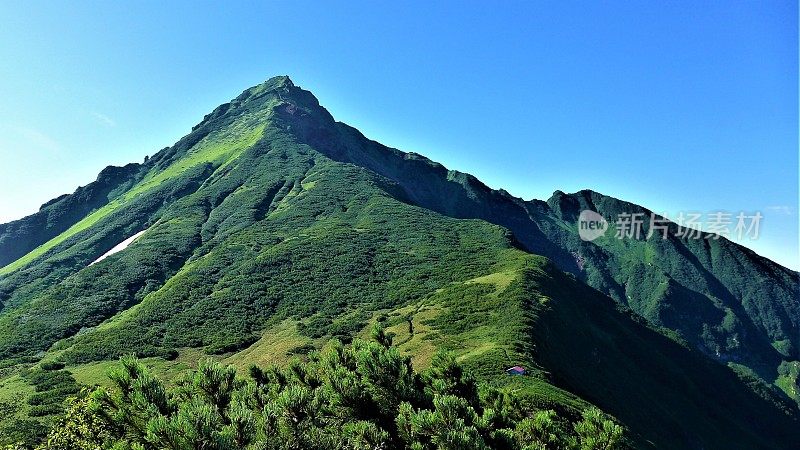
[263,74,294,88]
[233,75,296,103]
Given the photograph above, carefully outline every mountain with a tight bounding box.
[0,76,797,448]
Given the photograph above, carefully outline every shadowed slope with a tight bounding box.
[272,79,799,400]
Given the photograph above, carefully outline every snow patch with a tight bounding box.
[90,229,148,266]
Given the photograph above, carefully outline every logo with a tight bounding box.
[578,210,608,241]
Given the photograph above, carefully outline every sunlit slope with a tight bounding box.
[0,163,141,270]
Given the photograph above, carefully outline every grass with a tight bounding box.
[69,348,205,388]
[464,270,516,292]
[0,116,267,277]
[222,320,315,371]
[125,122,266,201]
[0,199,123,275]
[377,267,529,375]
[68,320,319,387]
[300,179,318,190]
[383,303,444,369]
[66,361,117,387]
[776,360,800,404]
[0,375,33,410]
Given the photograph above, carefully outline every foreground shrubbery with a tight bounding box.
[31,327,622,449]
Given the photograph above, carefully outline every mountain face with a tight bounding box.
[0,76,797,448]
[0,163,141,268]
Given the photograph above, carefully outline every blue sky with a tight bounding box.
[0,1,797,269]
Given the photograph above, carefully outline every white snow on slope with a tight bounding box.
[90,229,148,266]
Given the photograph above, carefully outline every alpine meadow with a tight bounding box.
[0,76,797,450]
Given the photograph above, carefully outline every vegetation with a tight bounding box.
[0,75,796,449]
[31,328,623,450]
[0,365,81,446]
[335,115,799,391]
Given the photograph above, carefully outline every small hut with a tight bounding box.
[505,366,526,375]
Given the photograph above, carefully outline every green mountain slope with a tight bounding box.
[0,163,141,269]
[279,90,800,404]
[524,261,798,449]
[297,108,800,393]
[0,76,797,448]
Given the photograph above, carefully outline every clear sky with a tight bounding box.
[0,1,797,269]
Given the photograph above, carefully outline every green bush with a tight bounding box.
[39,362,65,371]
[28,404,63,418]
[38,326,624,450]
